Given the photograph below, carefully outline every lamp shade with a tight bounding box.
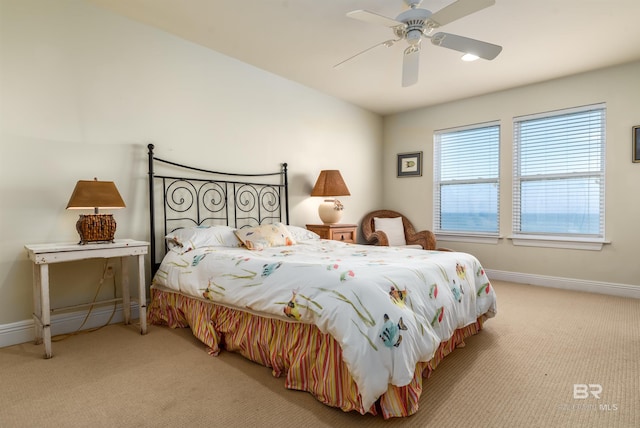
[66,179,126,210]
[310,170,350,197]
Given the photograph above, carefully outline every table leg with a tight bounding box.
[40,264,52,359]
[32,263,43,345]
[121,257,131,325]
[137,254,147,334]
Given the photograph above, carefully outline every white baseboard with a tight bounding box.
[485,269,640,299]
[0,303,140,349]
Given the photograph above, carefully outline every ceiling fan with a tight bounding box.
[336,0,503,87]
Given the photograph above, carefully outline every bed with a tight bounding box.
[145,144,497,418]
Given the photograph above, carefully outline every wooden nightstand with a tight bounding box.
[306,224,357,244]
[24,239,149,358]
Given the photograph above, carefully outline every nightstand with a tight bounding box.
[306,224,357,244]
[24,239,149,358]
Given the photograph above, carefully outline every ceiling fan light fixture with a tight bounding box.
[406,29,423,45]
[461,53,479,61]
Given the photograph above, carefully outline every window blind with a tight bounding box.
[434,122,500,234]
[513,104,605,238]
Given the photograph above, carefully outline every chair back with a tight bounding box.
[361,210,437,250]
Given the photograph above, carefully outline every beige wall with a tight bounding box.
[383,61,640,287]
[0,0,383,326]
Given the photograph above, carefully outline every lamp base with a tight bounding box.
[318,199,344,224]
[76,214,117,245]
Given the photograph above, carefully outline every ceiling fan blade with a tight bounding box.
[430,32,502,60]
[427,0,495,28]
[402,45,420,87]
[346,9,405,28]
[333,39,400,68]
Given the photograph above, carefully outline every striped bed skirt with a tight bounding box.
[147,286,487,419]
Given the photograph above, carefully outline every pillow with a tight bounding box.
[285,225,320,242]
[373,217,406,246]
[165,225,241,254]
[234,223,296,250]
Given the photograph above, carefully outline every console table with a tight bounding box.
[24,239,149,358]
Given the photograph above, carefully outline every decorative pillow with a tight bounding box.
[234,223,296,250]
[165,225,241,254]
[285,225,320,242]
[373,217,407,246]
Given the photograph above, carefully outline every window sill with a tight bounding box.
[435,233,501,245]
[509,235,610,251]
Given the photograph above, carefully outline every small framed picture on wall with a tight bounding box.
[634,126,640,163]
[397,151,423,177]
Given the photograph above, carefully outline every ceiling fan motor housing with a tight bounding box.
[395,8,433,44]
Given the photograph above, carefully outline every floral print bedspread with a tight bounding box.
[152,240,497,410]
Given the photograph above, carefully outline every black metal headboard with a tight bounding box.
[147,144,289,273]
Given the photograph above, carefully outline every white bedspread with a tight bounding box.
[153,239,497,410]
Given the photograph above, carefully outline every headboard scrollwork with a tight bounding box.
[148,144,289,273]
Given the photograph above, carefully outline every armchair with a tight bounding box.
[361,210,450,251]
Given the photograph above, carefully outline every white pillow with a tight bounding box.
[373,217,406,246]
[165,225,241,254]
[285,225,320,242]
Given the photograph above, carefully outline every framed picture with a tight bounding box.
[397,151,423,177]
[634,126,640,163]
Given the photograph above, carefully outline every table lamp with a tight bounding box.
[310,170,350,224]
[66,178,126,244]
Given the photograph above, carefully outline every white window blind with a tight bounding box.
[434,122,500,235]
[513,104,605,238]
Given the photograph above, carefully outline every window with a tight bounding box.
[434,122,500,235]
[513,104,605,240]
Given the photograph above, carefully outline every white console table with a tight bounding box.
[24,239,149,358]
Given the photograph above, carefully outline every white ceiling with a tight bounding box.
[86,0,640,115]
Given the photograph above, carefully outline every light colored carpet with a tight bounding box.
[1,281,638,427]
